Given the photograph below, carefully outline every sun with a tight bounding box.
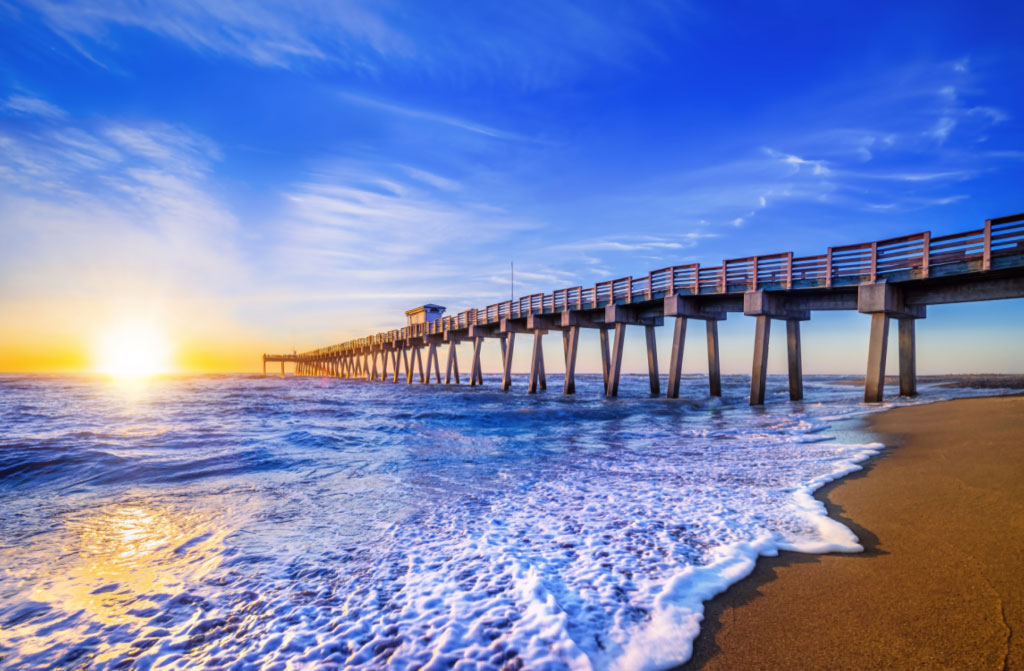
[94,321,175,378]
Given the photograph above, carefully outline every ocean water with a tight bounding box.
[0,373,998,670]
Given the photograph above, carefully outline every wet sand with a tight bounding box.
[680,395,1024,670]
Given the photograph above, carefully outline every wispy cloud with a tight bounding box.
[17,0,681,88]
[2,93,67,119]
[551,233,714,253]
[0,106,243,299]
[338,92,540,142]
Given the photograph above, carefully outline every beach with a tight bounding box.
[681,394,1024,670]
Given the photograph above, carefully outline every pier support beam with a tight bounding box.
[667,317,686,399]
[607,323,626,397]
[281,361,285,378]
[749,316,771,406]
[664,296,727,400]
[563,326,579,395]
[645,324,660,396]
[706,321,722,396]
[898,318,917,397]
[858,282,925,402]
[744,290,810,405]
[599,328,611,394]
[470,337,484,386]
[392,348,402,383]
[786,320,803,401]
[431,343,442,383]
[864,313,889,403]
[528,331,544,393]
[501,333,516,391]
[445,341,460,385]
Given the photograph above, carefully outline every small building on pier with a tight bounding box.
[405,304,446,326]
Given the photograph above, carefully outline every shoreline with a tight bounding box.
[677,393,1024,670]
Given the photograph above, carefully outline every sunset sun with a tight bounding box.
[94,322,174,378]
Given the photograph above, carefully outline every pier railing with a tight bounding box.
[298,213,1024,358]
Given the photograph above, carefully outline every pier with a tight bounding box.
[264,212,1024,404]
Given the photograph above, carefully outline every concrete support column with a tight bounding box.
[786,319,803,401]
[405,347,414,384]
[645,324,660,396]
[750,315,771,405]
[528,332,544,393]
[666,317,686,399]
[501,333,516,391]
[563,326,579,395]
[707,320,722,397]
[607,323,626,397]
[392,349,402,383]
[415,347,426,383]
[262,358,267,377]
[280,361,285,378]
[470,338,483,386]
[431,344,442,383]
[599,328,612,394]
[898,318,917,397]
[445,341,460,385]
[538,343,547,390]
[864,313,890,403]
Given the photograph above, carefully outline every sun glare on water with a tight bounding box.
[94,322,175,378]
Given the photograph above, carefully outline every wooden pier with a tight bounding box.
[264,212,1024,404]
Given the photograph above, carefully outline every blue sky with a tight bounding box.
[1,1,1023,374]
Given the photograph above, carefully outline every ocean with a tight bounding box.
[0,374,997,670]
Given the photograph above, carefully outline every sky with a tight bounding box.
[1,0,1023,375]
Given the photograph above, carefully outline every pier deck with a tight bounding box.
[265,212,1024,404]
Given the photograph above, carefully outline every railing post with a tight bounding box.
[983,219,992,271]
[668,267,675,296]
[869,241,878,283]
[719,264,726,293]
[751,256,759,291]
[626,277,632,303]
[647,272,653,300]
[922,232,931,278]
[786,252,793,289]
[825,248,833,288]
[692,264,700,294]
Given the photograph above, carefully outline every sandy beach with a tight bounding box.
[680,394,1024,670]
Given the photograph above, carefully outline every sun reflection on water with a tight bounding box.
[43,503,225,623]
